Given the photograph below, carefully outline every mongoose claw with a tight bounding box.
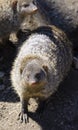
[18,112,29,123]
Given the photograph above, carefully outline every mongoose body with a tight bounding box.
[0,0,37,43]
[11,26,72,123]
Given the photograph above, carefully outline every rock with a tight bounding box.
[0,72,5,78]
[73,56,78,69]
[36,0,78,48]
[0,56,3,61]
[0,84,6,91]
[36,0,78,33]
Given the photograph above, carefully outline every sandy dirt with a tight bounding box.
[0,32,78,130]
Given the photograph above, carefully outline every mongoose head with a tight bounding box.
[12,0,38,17]
[20,59,48,92]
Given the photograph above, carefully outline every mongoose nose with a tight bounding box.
[35,70,45,82]
[28,73,42,86]
[35,73,41,81]
[30,72,44,86]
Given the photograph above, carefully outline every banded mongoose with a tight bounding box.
[11,25,72,123]
[21,7,48,31]
[0,0,37,44]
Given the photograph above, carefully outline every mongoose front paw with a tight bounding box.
[18,112,29,123]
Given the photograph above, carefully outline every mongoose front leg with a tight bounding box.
[19,99,29,123]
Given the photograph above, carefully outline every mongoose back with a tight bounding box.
[0,0,37,43]
[11,25,72,123]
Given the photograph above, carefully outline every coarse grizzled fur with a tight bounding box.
[11,25,72,123]
[11,25,72,99]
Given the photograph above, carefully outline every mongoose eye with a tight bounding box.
[22,4,29,8]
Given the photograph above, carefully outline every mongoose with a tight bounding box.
[16,7,49,44]
[21,7,48,31]
[11,25,72,123]
[0,0,37,44]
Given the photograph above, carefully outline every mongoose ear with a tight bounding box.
[11,1,18,12]
[43,65,48,73]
